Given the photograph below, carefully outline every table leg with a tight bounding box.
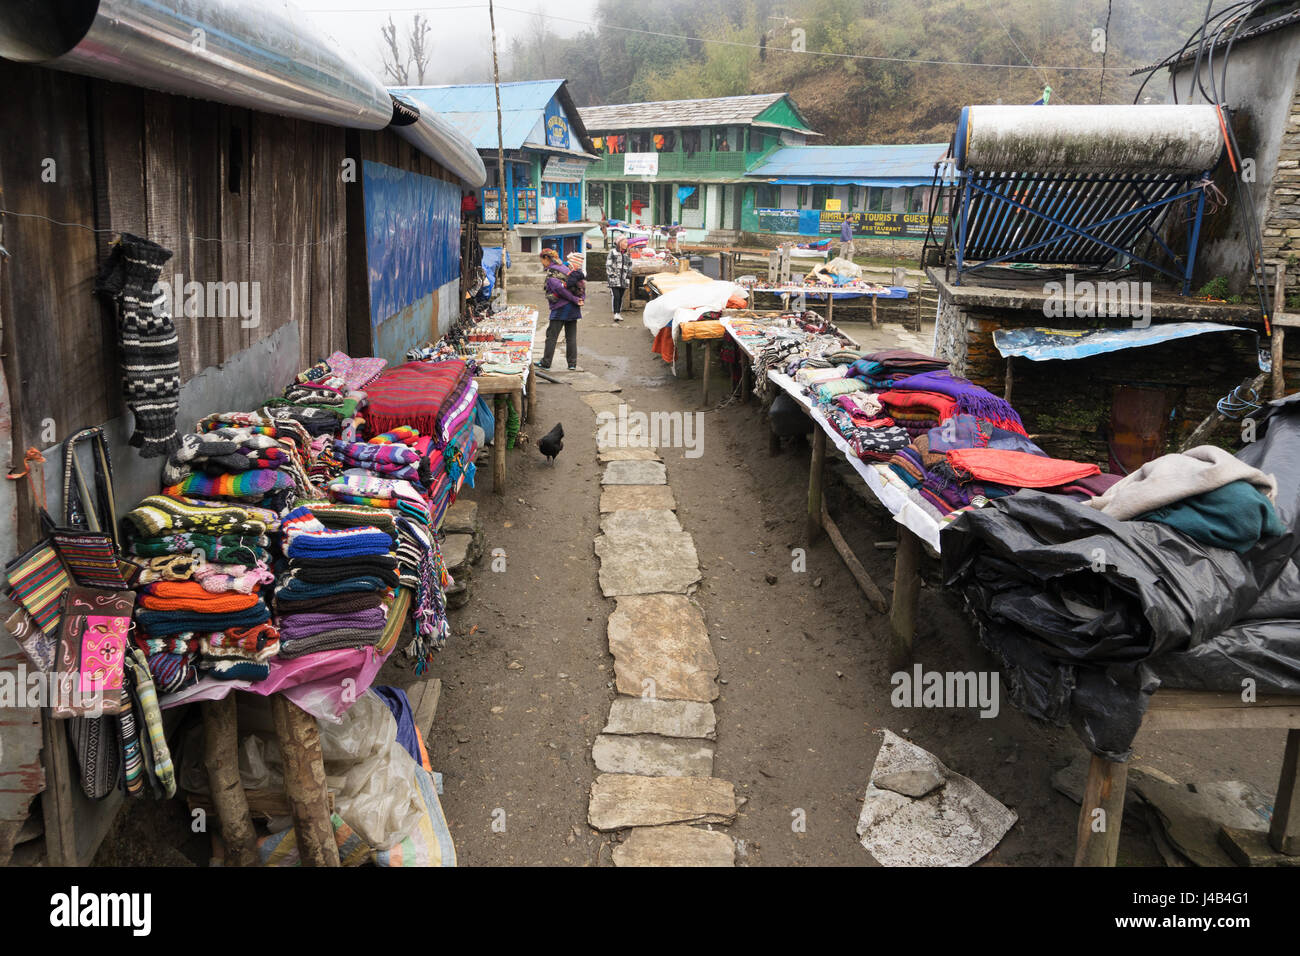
[701,342,713,407]
[871,294,879,329]
[888,527,920,667]
[201,697,258,867]
[493,393,507,495]
[526,365,536,424]
[1075,755,1129,867]
[741,355,752,404]
[685,340,694,378]
[271,695,340,867]
[1270,728,1300,855]
[806,427,826,544]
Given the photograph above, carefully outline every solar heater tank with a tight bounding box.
[954,105,1225,175]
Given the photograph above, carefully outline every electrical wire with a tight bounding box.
[0,207,349,249]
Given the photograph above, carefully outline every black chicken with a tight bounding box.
[538,423,564,463]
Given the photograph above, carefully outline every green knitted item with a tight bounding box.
[506,405,521,450]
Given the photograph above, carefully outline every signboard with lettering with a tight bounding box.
[821,210,949,239]
[544,100,570,150]
[756,208,801,234]
[624,152,659,176]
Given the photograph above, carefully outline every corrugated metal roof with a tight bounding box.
[581,93,801,131]
[747,144,953,183]
[393,80,596,155]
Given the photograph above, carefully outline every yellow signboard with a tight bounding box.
[824,198,842,211]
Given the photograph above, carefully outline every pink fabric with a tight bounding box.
[158,646,385,722]
[327,351,387,391]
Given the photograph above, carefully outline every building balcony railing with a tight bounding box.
[586,150,763,179]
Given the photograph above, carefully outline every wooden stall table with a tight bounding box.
[1076,690,1300,867]
[475,372,526,495]
[197,587,413,866]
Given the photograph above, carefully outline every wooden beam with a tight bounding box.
[806,427,826,544]
[820,500,888,612]
[701,341,713,407]
[1075,755,1128,866]
[1273,263,1288,400]
[270,695,340,867]
[39,712,77,866]
[492,393,507,495]
[888,527,921,667]
[1270,729,1300,856]
[201,697,258,867]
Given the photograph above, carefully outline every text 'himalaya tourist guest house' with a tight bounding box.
[578,92,952,244]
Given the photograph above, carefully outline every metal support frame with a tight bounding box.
[953,172,1209,294]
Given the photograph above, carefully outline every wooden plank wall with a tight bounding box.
[0,60,352,467]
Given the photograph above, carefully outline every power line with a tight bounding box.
[0,207,348,249]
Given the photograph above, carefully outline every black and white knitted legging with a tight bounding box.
[94,233,182,458]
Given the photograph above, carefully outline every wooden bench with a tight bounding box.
[1076,690,1300,866]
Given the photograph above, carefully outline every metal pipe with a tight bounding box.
[390,94,487,188]
[0,0,394,130]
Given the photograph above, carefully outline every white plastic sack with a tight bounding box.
[642,280,744,334]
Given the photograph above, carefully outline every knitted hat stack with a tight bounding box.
[94,233,182,459]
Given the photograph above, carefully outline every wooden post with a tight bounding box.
[827,293,834,325]
[525,365,536,423]
[685,341,694,379]
[488,0,508,299]
[1273,262,1288,400]
[492,393,507,495]
[1075,755,1129,866]
[1270,729,1300,855]
[870,292,879,329]
[1003,357,1014,402]
[888,527,921,667]
[701,342,713,406]
[39,712,78,866]
[806,427,826,543]
[201,697,258,867]
[741,353,752,404]
[270,695,340,867]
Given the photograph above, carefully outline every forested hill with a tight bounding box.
[502,0,1228,144]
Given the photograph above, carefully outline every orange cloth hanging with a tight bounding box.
[651,327,675,363]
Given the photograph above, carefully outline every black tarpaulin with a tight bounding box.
[941,395,1300,761]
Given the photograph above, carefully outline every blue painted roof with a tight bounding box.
[747,144,953,185]
[392,81,589,153]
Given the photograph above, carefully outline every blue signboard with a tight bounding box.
[544,98,571,150]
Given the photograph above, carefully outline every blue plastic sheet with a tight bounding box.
[992,322,1247,361]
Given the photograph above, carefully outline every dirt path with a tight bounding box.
[429,286,1290,867]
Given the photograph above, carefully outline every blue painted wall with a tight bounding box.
[362,160,461,364]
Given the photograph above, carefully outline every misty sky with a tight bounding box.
[297,0,601,85]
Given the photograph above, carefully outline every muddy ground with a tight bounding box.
[92,286,1290,868]
[422,287,1290,867]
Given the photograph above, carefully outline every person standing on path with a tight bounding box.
[839,215,855,262]
[607,237,631,323]
[537,248,583,371]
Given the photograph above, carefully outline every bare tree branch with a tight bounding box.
[380,15,410,85]
[410,13,432,85]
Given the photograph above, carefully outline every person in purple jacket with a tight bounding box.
[537,248,583,371]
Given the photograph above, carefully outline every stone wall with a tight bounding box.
[1262,60,1300,303]
[931,292,1293,465]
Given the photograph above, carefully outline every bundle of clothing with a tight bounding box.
[322,476,453,665]
[846,349,950,390]
[263,351,386,422]
[275,509,397,659]
[166,413,314,510]
[363,359,477,447]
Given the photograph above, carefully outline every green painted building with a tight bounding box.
[578,92,818,241]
